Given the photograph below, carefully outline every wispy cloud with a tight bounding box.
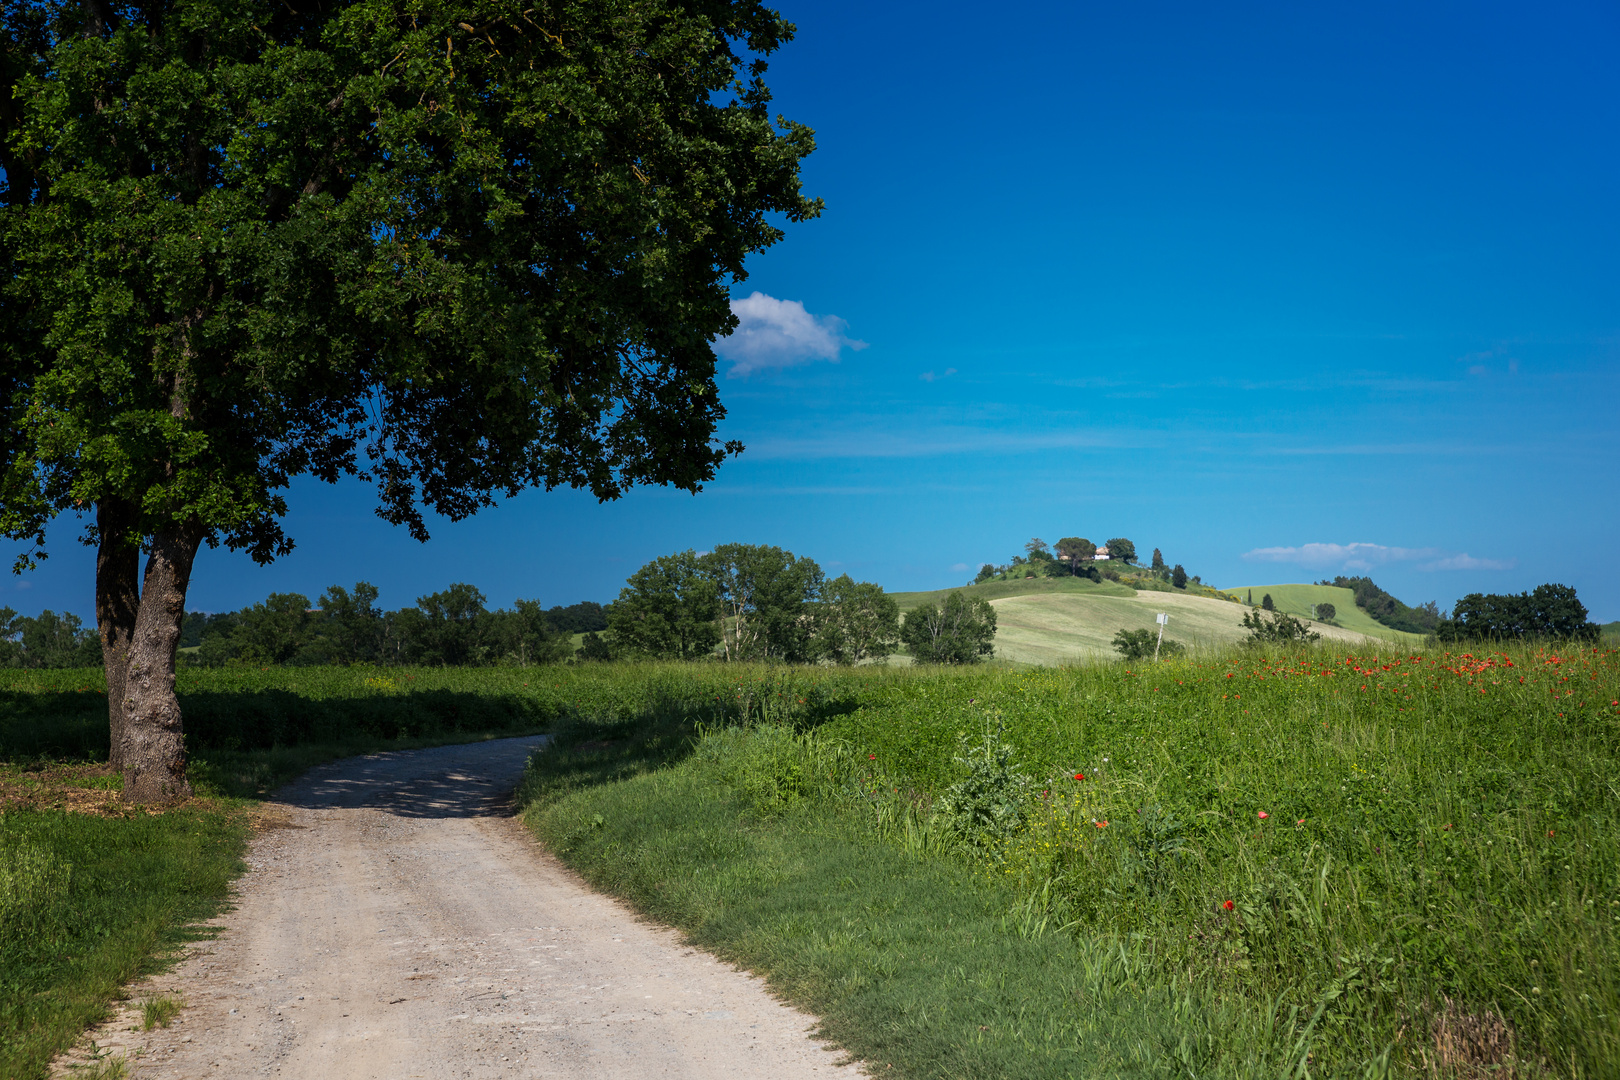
[1418,553,1515,571]
[742,426,1137,461]
[714,292,868,375]
[1242,542,1513,573]
[920,368,957,383]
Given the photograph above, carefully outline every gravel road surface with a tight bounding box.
[60,736,862,1079]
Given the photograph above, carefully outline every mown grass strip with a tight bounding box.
[520,733,1194,1079]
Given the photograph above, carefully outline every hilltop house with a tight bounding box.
[1093,546,1110,561]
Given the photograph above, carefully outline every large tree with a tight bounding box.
[702,543,823,662]
[815,574,897,665]
[1054,536,1095,575]
[0,0,817,801]
[606,549,721,660]
[901,591,997,665]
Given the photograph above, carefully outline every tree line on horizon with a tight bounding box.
[598,544,994,665]
[1,570,1602,672]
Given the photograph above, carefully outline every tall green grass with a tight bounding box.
[520,646,1620,1077]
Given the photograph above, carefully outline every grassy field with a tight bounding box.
[890,575,1383,665]
[1228,584,1427,646]
[890,574,1137,612]
[521,648,1620,1078]
[990,590,1380,665]
[8,647,1618,1078]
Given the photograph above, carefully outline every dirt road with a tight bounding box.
[65,737,861,1079]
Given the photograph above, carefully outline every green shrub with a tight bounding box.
[936,724,1033,846]
[1241,608,1321,644]
[1111,627,1184,661]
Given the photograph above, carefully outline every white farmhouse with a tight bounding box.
[1093,545,1111,561]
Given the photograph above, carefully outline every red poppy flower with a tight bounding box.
[868,754,876,760]
[1257,811,1269,819]
[1074,772,1085,780]
[1223,900,1234,911]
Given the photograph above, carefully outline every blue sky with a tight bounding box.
[6,0,1618,621]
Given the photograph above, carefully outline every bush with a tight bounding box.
[1111,628,1184,661]
[937,724,1033,846]
[1314,602,1337,623]
[576,632,614,662]
[1241,608,1321,644]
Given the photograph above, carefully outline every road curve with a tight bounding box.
[65,737,861,1079]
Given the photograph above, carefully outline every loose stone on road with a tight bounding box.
[63,736,862,1079]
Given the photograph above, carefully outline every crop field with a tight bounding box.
[1229,584,1426,646]
[989,590,1378,665]
[890,575,1138,612]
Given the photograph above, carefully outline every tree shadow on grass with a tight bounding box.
[524,683,862,804]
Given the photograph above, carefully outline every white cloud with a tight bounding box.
[920,368,957,383]
[1241,542,1436,568]
[1241,542,1513,573]
[714,292,867,375]
[950,562,969,573]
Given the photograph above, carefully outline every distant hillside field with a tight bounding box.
[1226,583,1426,646]
[889,575,1135,613]
[890,576,1386,665]
[989,589,1383,665]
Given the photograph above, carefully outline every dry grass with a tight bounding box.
[0,763,133,817]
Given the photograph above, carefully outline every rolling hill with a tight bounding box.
[891,577,1392,666]
[1226,583,1426,646]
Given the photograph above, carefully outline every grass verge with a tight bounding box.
[0,802,244,1079]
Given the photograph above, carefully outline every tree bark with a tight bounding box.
[95,500,140,770]
[122,520,203,804]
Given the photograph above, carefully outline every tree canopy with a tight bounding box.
[901,592,997,665]
[1437,584,1599,642]
[0,0,818,800]
[1103,538,1136,565]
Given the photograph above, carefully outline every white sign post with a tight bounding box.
[1154,612,1169,661]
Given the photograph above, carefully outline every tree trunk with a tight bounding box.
[95,500,140,770]
[122,520,203,804]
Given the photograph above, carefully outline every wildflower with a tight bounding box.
[1223,900,1234,911]
[1074,772,1085,780]
[1548,830,1556,837]
[1257,811,1269,819]
[1095,820,1109,828]
[868,754,876,760]
[1296,818,1305,825]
